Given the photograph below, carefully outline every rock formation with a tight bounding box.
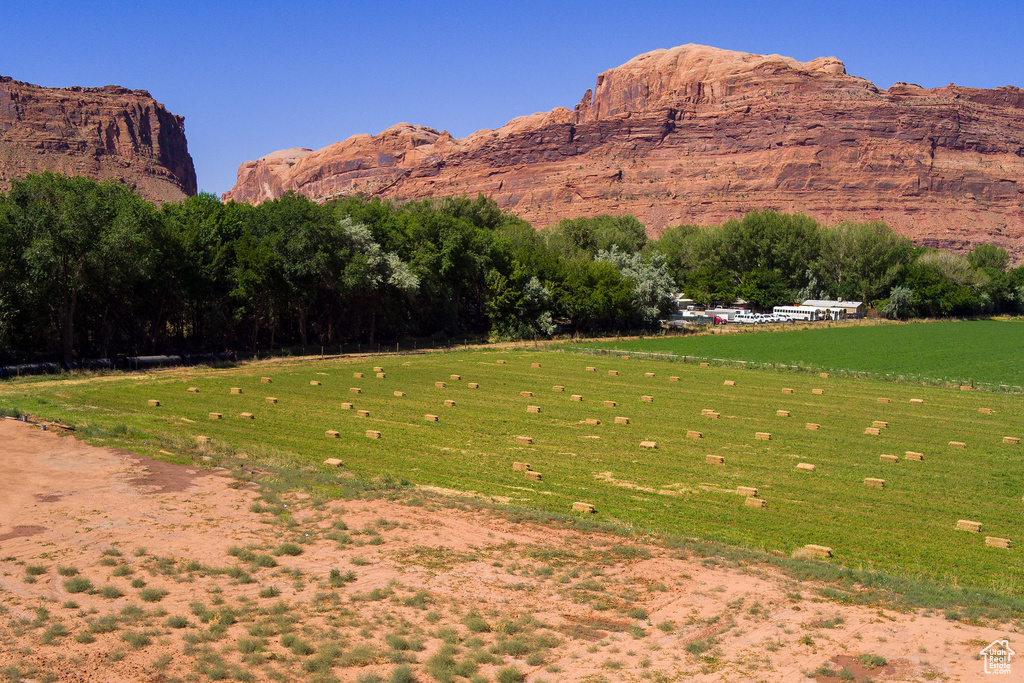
[0,76,196,202]
[224,44,1024,254]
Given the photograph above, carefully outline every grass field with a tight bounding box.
[571,320,1024,389]
[3,349,1023,599]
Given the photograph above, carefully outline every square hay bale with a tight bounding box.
[776,410,790,417]
[584,418,601,426]
[531,362,541,368]
[699,362,710,367]
[324,458,344,467]
[986,537,1012,549]
[526,405,541,413]
[706,411,720,419]
[909,398,924,404]
[956,519,982,533]
[864,427,880,435]
[641,395,654,403]
[608,370,619,376]
[586,366,596,372]
[880,454,898,463]
[310,381,322,386]
[450,374,461,380]
[796,463,816,472]
[230,387,242,394]
[341,403,354,410]
[979,407,994,414]
[521,391,534,398]
[819,372,829,378]
[872,421,889,429]
[603,400,617,407]
[755,432,771,441]
[745,497,767,509]
[737,486,758,497]
[357,409,370,418]
[877,397,891,403]
[424,414,438,422]
[496,360,507,364]
[701,408,714,415]
[350,387,361,394]
[208,412,222,420]
[706,455,725,465]
[1003,436,1020,445]
[806,423,820,430]
[670,376,680,382]
[864,478,885,489]
[686,430,703,439]
[468,383,479,389]
[325,430,340,438]
[960,385,973,391]
[782,388,794,394]
[376,373,386,379]
[515,436,533,445]
[240,412,254,419]
[804,544,832,558]
[196,436,211,444]
[571,394,583,401]
[524,470,542,482]
[512,461,531,471]
[614,416,630,424]
[394,391,406,397]
[435,382,446,388]
[645,372,655,377]
[147,399,161,407]
[553,385,565,392]
[723,380,735,386]
[261,377,272,384]
[444,399,456,407]
[365,430,381,439]
[373,366,384,372]
[812,388,824,395]
[266,397,278,404]
[187,387,199,393]
[572,502,597,514]
[904,451,924,461]
[621,355,630,360]
[353,372,364,378]
[948,441,966,448]
[640,440,657,449]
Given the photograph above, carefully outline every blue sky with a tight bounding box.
[4,0,1022,196]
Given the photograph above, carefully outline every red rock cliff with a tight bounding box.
[0,77,196,202]
[224,45,1024,254]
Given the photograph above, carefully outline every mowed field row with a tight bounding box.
[3,350,1023,593]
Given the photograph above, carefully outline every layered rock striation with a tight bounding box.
[0,76,196,202]
[225,45,1024,254]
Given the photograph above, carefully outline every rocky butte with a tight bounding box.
[225,44,1024,254]
[0,76,196,202]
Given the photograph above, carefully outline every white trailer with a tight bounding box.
[773,305,826,321]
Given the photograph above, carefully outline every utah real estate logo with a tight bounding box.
[980,639,1015,675]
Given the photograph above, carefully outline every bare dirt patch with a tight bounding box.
[0,418,1017,682]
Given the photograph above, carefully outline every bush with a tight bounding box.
[389,666,416,683]
[63,577,92,593]
[496,666,526,683]
[274,543,303,557]
[166,615,189,629]
[121,630,151,649]
[138,588,168,603]
[98,586,124,599]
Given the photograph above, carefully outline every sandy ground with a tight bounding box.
[0,418,1019,683]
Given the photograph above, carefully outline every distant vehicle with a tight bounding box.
[736,313,760,324]
[713,316,728,325]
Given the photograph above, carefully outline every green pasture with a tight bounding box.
[2,350,1023,594]
[572,320,1024,388]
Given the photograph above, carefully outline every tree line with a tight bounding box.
[0,173,1020,364]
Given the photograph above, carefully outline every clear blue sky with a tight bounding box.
[4,0,1022,196]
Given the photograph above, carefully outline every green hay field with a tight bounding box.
[3,350,1023,597]
[572,320,1024,388]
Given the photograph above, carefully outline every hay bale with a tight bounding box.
[705,412,720,419]
[640,440,657,449]
[803,544,832,558]
[357,410,370,418]
[584,418,601,426]
[394,391,406,397]
[706,455,725,465]
[812,388,824,395]
[819,372,829,378]
[956,519,982,533]
[310,381,322,386]
[424,414,438,422]
[353,372,364,378]
[960,385,973,391]
[745,497,767,509]
[614,416,630,424]
[986,537,1012,549]
[586,366,596,372]
[230,387,242,394]
[325,430,340,438]
[365,430,381,439]
[645,372,655,377]
[782,388,794,394]
[521,391,534,397]
[572,502,596,514]
[376,373,386,379]
[435,382,446,388]
[796,463,816,472]
[872,421,889,429]
[603,400,616,407]
[755,432,771,441]
[979,408,994,414]
[864,427,880,435]
[324,458,344,467]
[776,410,790,417]
[877,397,891,403]
[641,395,654,403]
[208,412,222,420]
[737,486,758,497]
[196,436,211,444]
[524,471,542,481]
[512,462,531,471]
[187,387,199,393]
[553,385,565,392]
[373,367,384,372]
[948,441,966,448]
[608,370,619,376]
[496,360,507,364]
[444,399,456,407]
[909,398,924,404]
[670,376,680,382]
[904,451,924,461]
[723,380,735,386]
[1003,436,1020,445]
[515,436,533,445]
[239,412,254,419]
[864,478,885,489]
[526,405,541,413]
[266,397,278,404]
[261,377,272,384]
[450,374,461,380]
[686,430,703,439]
[181,418,194,423]
[468,383,479,389]
[699,362,710,367]
[880,454,898,463]
[148,399,161,407]
[531,362,541,368]
[341,403,353,410]
[806,423,820,430]
[350,387,361,394]
[571,394,583,402]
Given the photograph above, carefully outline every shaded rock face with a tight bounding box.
[224,44,1024,255]
[0,76,196,202]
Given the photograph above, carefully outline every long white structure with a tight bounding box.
[772,305,826,321]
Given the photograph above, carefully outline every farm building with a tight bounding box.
[800,299,866,319]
